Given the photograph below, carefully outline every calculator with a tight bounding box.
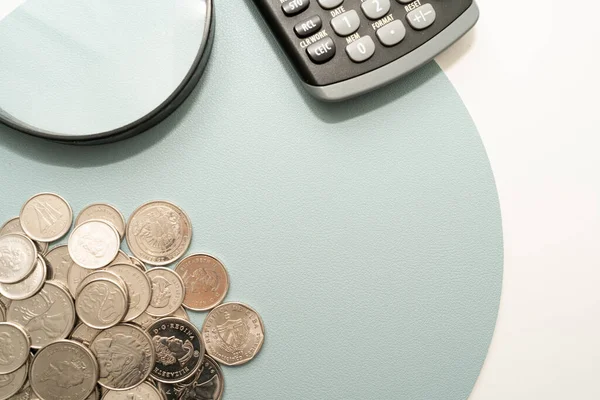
[251,0,479,101]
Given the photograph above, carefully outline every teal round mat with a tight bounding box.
[0,0,502,399]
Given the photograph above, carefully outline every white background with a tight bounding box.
[437,0,600,398]
[2,0,599,398]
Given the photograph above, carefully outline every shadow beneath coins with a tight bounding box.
[0,61,214,168]
[242,0,441,125]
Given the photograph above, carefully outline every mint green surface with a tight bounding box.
[0,0,502,398]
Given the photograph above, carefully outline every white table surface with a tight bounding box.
[2,0,598,398]
[437,0,600,398]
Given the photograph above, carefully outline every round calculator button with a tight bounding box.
[361,0,391,20]
[346,36,376,63]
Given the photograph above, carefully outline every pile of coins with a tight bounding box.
[0,193,265,400]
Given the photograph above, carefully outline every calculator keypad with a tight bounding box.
[376,19,406,46]
[317,0,344,9]
[361,0,391,20]
[330,10,361,36]
[257,0,474,85]
[345,35,376,62]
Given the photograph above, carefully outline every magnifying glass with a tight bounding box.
[0,0,214,144]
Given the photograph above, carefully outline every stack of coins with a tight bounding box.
[0,193,265,400]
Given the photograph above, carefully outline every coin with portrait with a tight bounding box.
[68,220,120,269]
[0,356,29,400]
[30,340,98,400]
[90,323,155,391]
[147,317,204,383]
[0,322,30,374]
[0,233,37,284]
[0,255,47,300]
[0,217,48,255]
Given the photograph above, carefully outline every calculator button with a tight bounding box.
[406,3,436,30]
[306,37,336,64]
[376,20,406,46]
[318,0,343,9]
[361,0,390,20]
[282,0,310,16]
[330,10,360,36]
[345,36,375,63]
[294,16,323,38]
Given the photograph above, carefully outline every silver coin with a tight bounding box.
[0,356,29,400]
[0,322,31,374]
[75,270,127,298]
[19,193,73,243]
[145,268,185,317]
[7,281,76,349]
[202,302,265,366]
[0,217,48,255]
[101,382,163,400]
[8,384,38,400]
[70,322,102,347]
[0,294,9,309]
[129,256,147,271]
[126,201,192,266]
[130,312,159,330]
[158,354,224,400]
[68,220,120,270]
[105,264,152,322]
[0,256,47,300]
[107,250,131,268]
[67,262,94,298]
[30,340,98,400]
[76,278,128,329]
[90,323,155,391]
[147,317,204,383]
[75,203,126,241]
[86,387,99,400]
[0,234,38,284]
[171,306,190,321]
[45,245,76,288]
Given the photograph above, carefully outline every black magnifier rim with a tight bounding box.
[0,0,214,145]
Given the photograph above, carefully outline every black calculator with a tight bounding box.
[251,0,479,101]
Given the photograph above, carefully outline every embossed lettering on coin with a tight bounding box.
[0,234,37,284]
[0,322,30,374]
[19,193,73,242]
[7,281,76,349]
[68,220,120,269]
[202,302,265,366]
[126,201,192,265]
[75,203,126,240]
[30,340,98,400]
[76,279,128,329]
[90,324,155,391]
[0,256,47,300]
[175,254,229,311]
[145,268,185,317]
[158,354,224,400]
[0,356,29,400]
[147,317,204,383]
